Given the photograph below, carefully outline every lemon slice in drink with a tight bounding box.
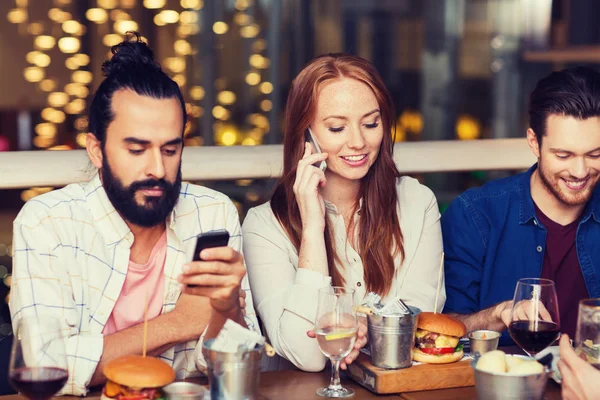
[324,331,355,341]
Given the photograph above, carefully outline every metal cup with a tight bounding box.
[203,339,263,400]
[367,306,421,369]
[468,330,500,356]
[163,382,208,400]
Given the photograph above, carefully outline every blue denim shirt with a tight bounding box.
[442,164,600,341]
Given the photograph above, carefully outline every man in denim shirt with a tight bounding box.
[442,67,600,341]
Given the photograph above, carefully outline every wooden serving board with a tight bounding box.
[346,352,475,394]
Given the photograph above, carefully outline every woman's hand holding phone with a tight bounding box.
[293,142,328,233]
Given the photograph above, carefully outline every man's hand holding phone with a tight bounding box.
[178,230,246,314]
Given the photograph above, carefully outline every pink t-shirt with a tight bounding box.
[103,232,167,335]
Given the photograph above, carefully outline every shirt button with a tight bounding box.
[536,246,543,252]
[357,282,362,287]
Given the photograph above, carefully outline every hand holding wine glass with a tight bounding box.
[9,316,69,400]
[314,287,357,398]
[508,278,560,356]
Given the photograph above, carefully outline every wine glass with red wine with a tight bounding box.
[9,316,69,400]
[508,278,561,357]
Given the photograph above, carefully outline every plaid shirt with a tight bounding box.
[9,174,259,395]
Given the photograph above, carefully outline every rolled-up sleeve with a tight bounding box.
[243,207,330,372]
[10,205,104,396]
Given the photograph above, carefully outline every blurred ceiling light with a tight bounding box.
[235,0,250,11]
[260,100,272,112]
[76,133,87,148]
[48,145,72,151]
[73,71,93,84]
[153,14,166,26]
[26,51,42,64]
[456,115,481,140]
[48,8,71,23]
[220,130,237,146]
[56,0,72,4]
[213,21,228,34]
[121,0,137,8]
[73,53,90,66]
[65,57,79,70]
[110,10,131,21]
[172,74,186,87]
[248,113,269,128]
[159,10,179,23]
[15,0,28,7]
[62,20,82,35]
[212,106,230,121]
[34,35,56,50]
[41,108,66,124]
[114,20,138,35]
[249,54,268,69]
[23,66,44,82]
[190,105,204,118]
[58,37,81,54]
[73,85,89,98]
[245,72,261,86]
[65,99,86,114]
[7,8,28,24]
[259,82,273,94]
[190,86,205,101]
[33,136,54,148]
[35,123,57,138]
[86,8,108,23]
[398,110,423,133]
[174,40,192,55]
[181,0,203,9]
[165,57,186,73]
[177,25,194,36]
[240,24,260,38]
[39,79,56,92]
[103,33,122,47]
[179,11,198,24]
[217,91,236,105]
[74,116,88,131]
[144,0,166,8]
[48,92,69,108]
[242,137,257,146]
[32,53,51,68]
[252,39,267,52]
[98,0,118,9]
[234,13,251,26]
[65,83,82,96]
[27,22,44,35]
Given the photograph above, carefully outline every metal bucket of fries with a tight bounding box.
[203,338,264,400]
[367,306,421,369]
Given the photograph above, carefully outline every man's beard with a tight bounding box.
[538,156,597,207]
[101,156,181,228]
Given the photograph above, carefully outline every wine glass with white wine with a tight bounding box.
[314,286,358,398]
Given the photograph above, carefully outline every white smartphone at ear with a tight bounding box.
[305,127,327,172]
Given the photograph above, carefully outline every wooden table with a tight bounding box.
[0,369,564,400]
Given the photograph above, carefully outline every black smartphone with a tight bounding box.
[192,229,230,261]
[305,127,327,172]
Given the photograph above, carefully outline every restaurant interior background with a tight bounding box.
[0,0,598,363]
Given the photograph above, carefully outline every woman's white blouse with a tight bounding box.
[242,176,445,371]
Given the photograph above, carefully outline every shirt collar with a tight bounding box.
[323,198,363,216]
[519,163,600,225]
[83,173,177,247]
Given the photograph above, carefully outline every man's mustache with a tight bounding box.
[129,179,171,192]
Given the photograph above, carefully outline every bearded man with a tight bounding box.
[442,66,600,341]
[9,33,259,395]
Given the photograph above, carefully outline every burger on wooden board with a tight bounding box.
[413,312,467,364]
[101,355,176,400]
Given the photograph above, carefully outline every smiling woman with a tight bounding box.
[241,54,445,374]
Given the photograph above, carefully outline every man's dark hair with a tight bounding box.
[529,66,600,144]
[89,31,186,147]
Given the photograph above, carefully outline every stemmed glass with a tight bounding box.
[9,316,69,400]
[575,298,600,369]
[315,287,358,398]
[508,278,561,356]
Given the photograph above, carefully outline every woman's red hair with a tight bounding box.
[270,53,403,296]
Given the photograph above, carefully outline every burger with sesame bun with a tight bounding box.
[413,312,467,364]
[101,355,175,400]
